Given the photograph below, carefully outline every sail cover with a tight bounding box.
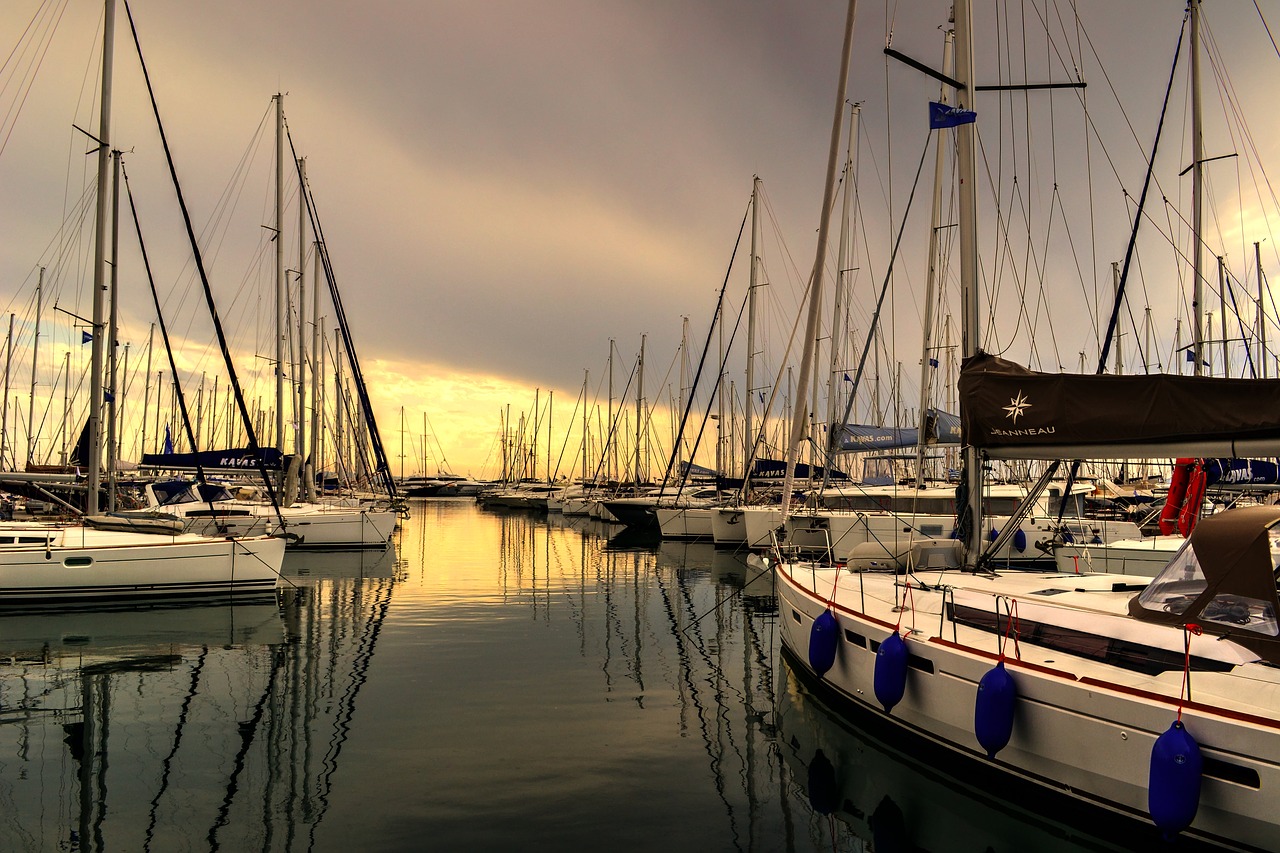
[959,351,1280,459]
[1203,458,1280,487]
[834,409,961,452]
[141,447,284,470]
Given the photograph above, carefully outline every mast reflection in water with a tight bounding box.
[0,546,398,852]
[0,500,1141,851]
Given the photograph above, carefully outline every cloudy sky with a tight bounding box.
[2,1,1279,479]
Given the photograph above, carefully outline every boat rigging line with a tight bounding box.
[657,197,749,495]
[121,0,286,531]
[285,128,399,505]
[1097,9,1186,374]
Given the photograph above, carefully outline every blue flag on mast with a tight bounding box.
[929,101,976,129]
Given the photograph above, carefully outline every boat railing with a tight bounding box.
[937,584,958,643]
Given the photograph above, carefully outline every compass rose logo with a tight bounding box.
[1003,391,1031,423]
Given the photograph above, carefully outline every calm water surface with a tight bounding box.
[0,499,1122,851]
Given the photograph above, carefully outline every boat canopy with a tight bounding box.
[152,479,236,506]
[959,351,1280,459]
[1129,504,1280,664]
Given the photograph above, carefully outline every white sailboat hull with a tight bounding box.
[561,497,595,517]
[1054,535,1184,576]
[785,510,1141,568]
[0,524,284,604]
[655,506,715,540]
[131,502,396,549]
[740,506,782,549]
[710,506,748,546]
[775,562,1280,850]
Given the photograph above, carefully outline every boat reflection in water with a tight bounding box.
[281,542,400,579]
[1,498,1198,850]
[777,655,1173,853]
[0,546,401,851]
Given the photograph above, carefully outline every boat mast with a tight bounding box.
[781,0,858,518]
[57,355,69,464]
[318,318,326,469]
[86,0,115,515]
[335,334,344,474]
[717,295,725,478]
[914,28,954,487]
[827,105,859,439]
[1112,262,1123,373]
[297,156,308,489]
[581,370,589,483]
[140,322,153,458]
[1191,0,1205,377]
[682,317,691,470]
[310,241,322,497]
[274,92,286,466]
[1218,256,1228,376]
[27,268,41,466]
[107,149,121,510]
[636,334,645,485]
[1258,241,1268,378]
[1,314,11,468]
[744,177,760,482]
[955,0,983,563]
[607,339,615,482]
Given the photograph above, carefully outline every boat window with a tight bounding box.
[985,498,1021,516]
[195,483,234,502]
[155,480,234,505]
[1200,594,1279,636]
[1135,541,1206,617]
[153,480,195,505]
[1046,493,1084,519]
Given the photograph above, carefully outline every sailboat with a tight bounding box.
[770,1,1280,847]
[0,0,285,603]
[129,93,397,551]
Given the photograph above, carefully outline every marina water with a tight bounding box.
[0,499,1134,851]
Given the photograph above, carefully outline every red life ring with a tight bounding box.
[1177,461,1207,537]
[1159,458,1195,536]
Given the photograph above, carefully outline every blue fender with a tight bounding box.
[974,660,1017,758]
[809,609,839,676]
[874,631,909,713]
[1149,720,1202,838]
